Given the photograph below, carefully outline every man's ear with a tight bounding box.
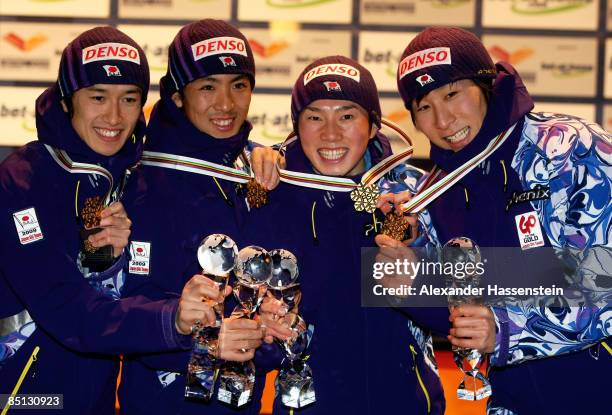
[369,123,379,139]
[171,91,183,108]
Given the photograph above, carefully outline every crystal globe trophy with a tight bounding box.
[185,234,238,401]
[441,237,492,401]
[217,246,272,407]
[266,249,315,409]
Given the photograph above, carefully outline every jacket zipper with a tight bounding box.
[410,344,431,414]
[1,346,40,415]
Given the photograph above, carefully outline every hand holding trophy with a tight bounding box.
[185,234,238,401]
[266,249,316,409]
[442,237,492,401]
[217,246,272,407]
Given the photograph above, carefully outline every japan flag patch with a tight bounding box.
[103,65,122,77]
[13,207,44,245]
[416,74,434,86]
[323,81,341,92]
[129,241,151,275]
[219,56,236,67]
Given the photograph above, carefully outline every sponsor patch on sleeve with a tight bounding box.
[13,207,44,245]
[515,211,545,250]
[129,241,151,275]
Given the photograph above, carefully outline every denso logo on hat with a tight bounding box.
[82,42,141,65]
[191,36,248,61]
[399,47,451,80]
[303,63,360,86]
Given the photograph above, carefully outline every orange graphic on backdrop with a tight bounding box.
[249,39,289,58]
[4,32,48,52]
[488,45,534,65]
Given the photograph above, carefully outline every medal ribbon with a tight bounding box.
[277,118,414,193]
[45,144,114,205]
[400,123,517,214]
[140,151,251,184]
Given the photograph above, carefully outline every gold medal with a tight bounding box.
[380,212,410,241]
[81,196,104,252]
[350,183,379,213]
[246,178,269,208]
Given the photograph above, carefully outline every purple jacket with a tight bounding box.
[0,85,190,415]
[117,88,266,415]
[242,133,446,414]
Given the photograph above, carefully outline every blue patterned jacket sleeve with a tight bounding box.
[492,113,612,366]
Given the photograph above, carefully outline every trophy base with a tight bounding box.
[185,368,218,401]
[457,383,492,401]
[217,361,255,408]
[278,366,316,409]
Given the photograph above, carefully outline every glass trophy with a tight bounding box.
[442,237,492,401]
[266,249,315,409]
[185,234,238,401]
[217,246,272,407]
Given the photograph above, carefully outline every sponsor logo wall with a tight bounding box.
[242,28,351,88]
[238,0,353,23]
[119,25,182,85]
[0,0,610,156]
[0,86,45,147]
[483,35,597,97]
[358,31,417,92]
[0,22,93,81]
[360,0,475,26]
[0,0,110,17]
[119,0,231,19]
[483,0,598,30]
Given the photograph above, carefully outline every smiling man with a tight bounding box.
[244,55,446,414]
[0,27,215,415]
[116,19,280,415]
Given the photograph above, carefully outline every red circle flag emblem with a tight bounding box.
[22,215,29,221]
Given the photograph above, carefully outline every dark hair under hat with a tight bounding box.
[291,55,381,130]
[161,19,255,94]
[396,26,496,110]
[57,26,149,104]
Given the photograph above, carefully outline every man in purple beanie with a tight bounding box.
[244,55,447,414]
[379,26,611,415]
[0,27,221,414]
[116,19,284,414]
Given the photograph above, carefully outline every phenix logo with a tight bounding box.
[323,81,341,91]
[249,39,289,58]
[103,65,121,76]
[4,32,47,52]
[219,56,236,67]
[488,45,534,65]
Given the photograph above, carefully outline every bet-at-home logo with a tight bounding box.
[510,0,592,15]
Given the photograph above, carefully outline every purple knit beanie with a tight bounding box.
[161,19,255,94]
[397,27,496,109]
[291,55,381,130]
[57,26,149,103]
